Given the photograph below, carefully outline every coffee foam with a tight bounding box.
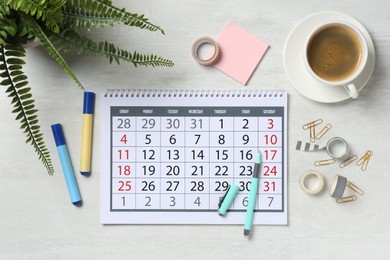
[307,25,362,82]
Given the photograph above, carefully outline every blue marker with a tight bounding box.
[51,123,82,206]
[244,151,261,236]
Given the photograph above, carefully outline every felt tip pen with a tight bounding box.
[244,151,261,237]
[51,123,82,206]
[80,91,95,176]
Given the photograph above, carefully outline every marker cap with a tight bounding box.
[51,123,66,146]
[218,183,239,216]
[83,91,95,114]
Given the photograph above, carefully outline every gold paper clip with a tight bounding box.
[339,155,358,168]
[302,119,323,130]
[347,181,365,195]
[316,123,332,140]
[309,125,316,143]
[314,159,336,167]
[356,150,373,171]
[336,195,357,204]
[302,119,323,143]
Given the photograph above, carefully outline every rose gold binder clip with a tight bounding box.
[302,119,323,143]
[314,159,336,167]
[356,150,373,171]
[339,155,358,168]
[316,123,332,140]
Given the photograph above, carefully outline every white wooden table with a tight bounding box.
[1,0,389,259]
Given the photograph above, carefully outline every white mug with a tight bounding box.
[303,21,368,99]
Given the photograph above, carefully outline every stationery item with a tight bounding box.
[296,137,349,159]
[299,170,325,195]
[244,152,261,236]
[356,150,373,171]
[213,22,269,85]
[329,175,364,203]
[339,155,358,168]
[191,37,220,66]
[101,89,288,224]
[51,123,82,206]
[314,159,336,166]
[302,119,323,130]
[218,183,239,216]
[302,119,323,142]
[295,140,325,152]
[336,195,357,203]
[283,11,375,103]
[325,137,348,159]
[316,123,332,140]
[80,91,95,176]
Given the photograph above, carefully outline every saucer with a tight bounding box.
[283,11,375,103]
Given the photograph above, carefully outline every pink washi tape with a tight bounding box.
[191,36,220,66]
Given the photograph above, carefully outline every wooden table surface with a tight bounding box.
[1,0,389,259]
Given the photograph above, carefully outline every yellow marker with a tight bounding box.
[80,91,95,176]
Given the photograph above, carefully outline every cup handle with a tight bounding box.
[343,83,358,99]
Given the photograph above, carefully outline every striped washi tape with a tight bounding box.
[295,140,325,152]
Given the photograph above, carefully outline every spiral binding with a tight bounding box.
[104,89,285,98]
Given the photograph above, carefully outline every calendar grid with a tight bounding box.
[232,117,235,210]
[208,116,211,209]
[159,116,161,210]
[109,106,285,213]
[184,124,186,209]
[134,116,137,209]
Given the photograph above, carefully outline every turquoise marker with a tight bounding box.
[218,183,239,216]
[51,123,82,206]
[244,151,261,236]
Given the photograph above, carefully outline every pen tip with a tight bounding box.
[80,171,91,176]
[256,152,262,164]
[72,200,82,206]
[244,229,250,236]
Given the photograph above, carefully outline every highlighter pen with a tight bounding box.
[218,183,239,216]
[80,91,95,176]
[51,123,82,206]
[244,151,261,237]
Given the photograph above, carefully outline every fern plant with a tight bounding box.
[0,0,173,175]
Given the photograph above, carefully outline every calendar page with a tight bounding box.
[101,90,288,224]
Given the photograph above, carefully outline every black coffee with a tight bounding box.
[307,25,362,82]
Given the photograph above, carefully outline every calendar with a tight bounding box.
[101,90,288,224]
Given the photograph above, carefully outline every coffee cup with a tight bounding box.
[303,21,368,99]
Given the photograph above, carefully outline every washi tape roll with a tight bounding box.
[329,175,364,199]
[326,137,349,159]
[296,140,325,152]
[329,175,347,198]
[296,137,349,160]
[191,36,220,66]
[299,170,325,195]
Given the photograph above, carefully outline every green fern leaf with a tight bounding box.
[0,44,54,174]
[3,0,66,33]
[61,4,122,29]
[62,0,165,34]
[0,3,10,18]
[0,16,18,45]
[28,18,84,89]
[50,29,174,67]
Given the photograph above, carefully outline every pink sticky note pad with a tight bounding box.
[213,22,269,85]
